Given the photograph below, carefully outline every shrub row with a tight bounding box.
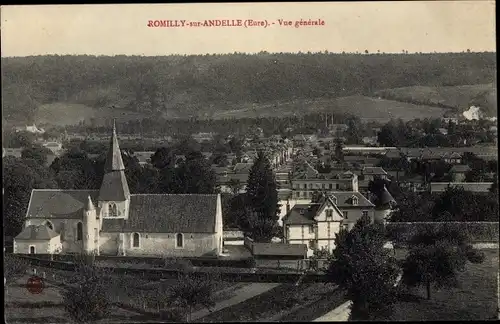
[28,254,254,268]
[386,222,499,245]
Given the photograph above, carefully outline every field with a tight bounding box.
[29,94,449,127]
[388,249,499,321]
[374,83,497,116]
[34,103,152,127]
[202,95,449,122]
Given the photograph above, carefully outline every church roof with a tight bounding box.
[25,189,99,219]
[104,120,125,172]
[15,224,59,240]
[101,194,219,233]
[99,120,130,201]
[98,171,130,201]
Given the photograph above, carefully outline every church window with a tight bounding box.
[132,233,140,248]
[108,203,118,217]
[76,222,83,241]
[45,221,54,230]
[176,233,184,248]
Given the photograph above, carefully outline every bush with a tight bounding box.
[160,307,187,322]
[385,222,499,244]
[466,248,486,264]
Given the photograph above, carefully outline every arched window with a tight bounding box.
[133,233,140,248]
[352,196,359,206]
[176,233,184,248]
[29,246,36,254]
[45,221,53,230]
[76,222,83,241]
[108,203,117,217]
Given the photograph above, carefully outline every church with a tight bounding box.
[13,121,224,257]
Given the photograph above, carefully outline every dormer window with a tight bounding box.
[108,202,117,217]
[326,209,333,219]
[352,196,359,206]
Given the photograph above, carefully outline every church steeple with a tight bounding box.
[104,119,125,172]
[98,119,130,202]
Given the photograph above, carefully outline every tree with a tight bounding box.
[167,273,217,322]
[334,138,344,162]
[50,148,102,190]
[4,254,29,292]
[3,157,57,236]
[158,153,216,194]
[61,253,114,323]
[326,216,400,320]
[388,191,433,223]
[377,122,400,147]
[401,227,485,300]
[150,147,174,169]
[345,116,363,144]
[489,173,498,196]
[21,145,52,166]
[227,178,243,195]
[243,151,280,242]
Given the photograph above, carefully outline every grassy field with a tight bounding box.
[388,249,499,321]
[374,83,497,116]
[29,92,449,127]
[35,103,150,127]
[214,95,448,122]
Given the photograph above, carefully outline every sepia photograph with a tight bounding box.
[2,1,498,322]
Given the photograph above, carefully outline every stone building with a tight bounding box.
[14,121,224,257]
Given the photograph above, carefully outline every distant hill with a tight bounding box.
[2,52,496,124]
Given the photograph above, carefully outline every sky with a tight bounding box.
[1,2,496,57]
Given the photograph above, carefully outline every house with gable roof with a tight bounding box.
[14,121,224,257]
[282,191,389,256]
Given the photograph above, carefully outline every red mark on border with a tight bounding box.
[26,276,44,294]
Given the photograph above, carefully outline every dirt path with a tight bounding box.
[191,283,280,321]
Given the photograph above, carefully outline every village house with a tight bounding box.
[14,121,224,258]
[15,124,45,134]
[282,190,394,257]
[360,166,388,181]
[132,151,156,167]
[290,164,359,200]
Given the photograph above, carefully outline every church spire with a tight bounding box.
[98,120,130,202]
[104,119,125,172]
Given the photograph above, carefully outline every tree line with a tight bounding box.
[2,52,495,122]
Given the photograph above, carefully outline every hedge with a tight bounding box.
[25,254,253,268]
[386,222,499,245]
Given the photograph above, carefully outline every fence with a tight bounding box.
[23,254,254,268]
[386,221,499,245]
[17,255,330,283]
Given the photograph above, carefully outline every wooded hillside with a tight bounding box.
[2,52,496,123]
